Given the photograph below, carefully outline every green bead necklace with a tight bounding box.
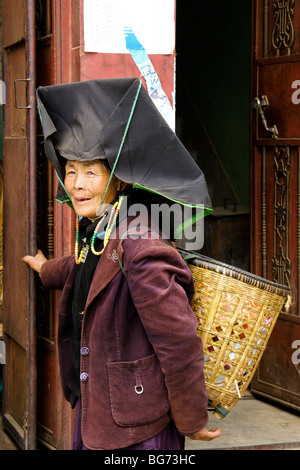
[75,195,124,264]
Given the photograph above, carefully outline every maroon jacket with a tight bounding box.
[40,231,208,450]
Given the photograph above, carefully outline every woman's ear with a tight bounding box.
[117,181,128,193]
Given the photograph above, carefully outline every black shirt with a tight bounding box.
[67,217,104,408]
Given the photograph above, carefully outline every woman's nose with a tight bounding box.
[73,172,86,189]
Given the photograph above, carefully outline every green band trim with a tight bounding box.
[55,170,74,209]
[133,183,213,213]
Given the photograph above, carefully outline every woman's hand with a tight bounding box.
[22,250,48,274]
[187,427,221,441]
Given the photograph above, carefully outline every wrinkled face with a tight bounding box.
[64,160,121,219]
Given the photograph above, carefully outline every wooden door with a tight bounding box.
[2,0,37,449]
[250,0,300,410]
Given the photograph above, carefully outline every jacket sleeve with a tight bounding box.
[39,255,75,290]
[123,238,208,435]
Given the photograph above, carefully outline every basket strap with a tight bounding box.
[116,225,174,275]
[179,252,196,262]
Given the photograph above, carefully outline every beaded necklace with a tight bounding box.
[75,195,124,264]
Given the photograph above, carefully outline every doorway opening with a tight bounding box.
[176,1,252,270]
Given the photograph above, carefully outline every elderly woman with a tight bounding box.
[23,78,220,450]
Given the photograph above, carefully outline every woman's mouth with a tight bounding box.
[74,197,91,204]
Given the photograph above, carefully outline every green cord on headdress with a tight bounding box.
[97,79,142,213]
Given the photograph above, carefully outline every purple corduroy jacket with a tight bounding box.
[40,227,208,450]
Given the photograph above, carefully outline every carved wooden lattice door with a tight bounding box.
[250,0,300,410]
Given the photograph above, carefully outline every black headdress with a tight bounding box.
[36,77,211,218]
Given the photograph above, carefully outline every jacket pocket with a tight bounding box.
[107,353,169,427]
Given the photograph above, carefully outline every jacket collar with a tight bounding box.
[85,236,122,310]
[84,214,157,310]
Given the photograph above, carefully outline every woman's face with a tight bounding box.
[64,160,121,219]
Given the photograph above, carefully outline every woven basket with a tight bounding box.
[179,250,290,419]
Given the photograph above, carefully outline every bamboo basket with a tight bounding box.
[180,250,291,419]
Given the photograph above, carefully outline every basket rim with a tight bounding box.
[178,248,290,297]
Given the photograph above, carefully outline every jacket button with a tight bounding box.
[80,346,89,356]
[80,372,89,382]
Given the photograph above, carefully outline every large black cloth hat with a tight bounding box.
[36,77,211,213]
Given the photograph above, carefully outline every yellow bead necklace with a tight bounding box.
[75,196,124,264]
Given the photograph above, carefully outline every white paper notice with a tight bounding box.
[84,0,175,54]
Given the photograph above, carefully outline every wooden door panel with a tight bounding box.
[255,318,300,406]
[252,145,298,292]
[256,61,300,140]
[2,0,26,48]
[37,339,55,446]
[6,340,26,425]
[3,139,29,347]
[4,46,27,138]
[3,340,27,446]
[266,0,300,58]
[250,0,300,410]
[2,0,37,449]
